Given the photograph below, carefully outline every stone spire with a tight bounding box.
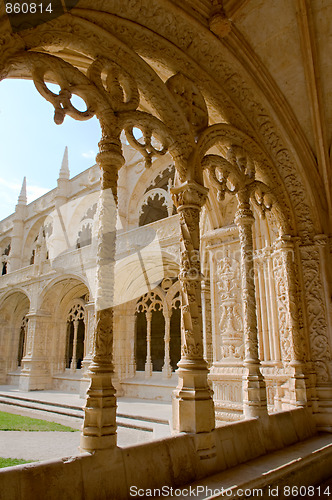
[57,147,70,201]
[58,146,70,180]
[17,176,27,205]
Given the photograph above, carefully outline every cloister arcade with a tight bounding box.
[0,1,331,496]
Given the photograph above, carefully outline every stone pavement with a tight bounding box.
[0,427,153,462]
[0,385,172,463]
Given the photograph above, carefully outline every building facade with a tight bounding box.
[0,1,331,495]
[1,139,331,426]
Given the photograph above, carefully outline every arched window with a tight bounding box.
[65,302,86,370]
[76,223,92,248]
[1,243,10,275]
[138,191,169,226]
[135,279,181,377]
[76,204,97,248]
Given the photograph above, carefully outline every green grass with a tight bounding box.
[0,411,78,432]
[0,457,33,468]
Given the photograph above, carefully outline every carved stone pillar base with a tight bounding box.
[80,363,117,452]
[145,362,153,378]
[193,431,217,477]
[314,386,332,432]
[172,361,215,433]
[242,362,268,418]
[162,363,172,379]
[287,361,309,407]
[19,363,51,391]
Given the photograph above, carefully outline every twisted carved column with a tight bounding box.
[171,180,215,434]
[70,320,79,372]
[145,311,153,378]
[274,236,309,406]
[80,135,124,452]
[234,189,268,418]
[162,312,172,379]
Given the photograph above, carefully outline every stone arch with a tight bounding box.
[0,290,30,378]
[65,299,86,371]
[0,3,329,438]
[20,217,46,266]
[38,277,90,377]
[127,155,175,228]
[138,188,172,227]
[60,191,99,251]
[6,8,323,237]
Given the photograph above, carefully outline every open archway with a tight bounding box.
[0,1,330,454]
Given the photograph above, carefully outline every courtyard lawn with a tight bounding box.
[0,458,32,468]
[0,411,78,432]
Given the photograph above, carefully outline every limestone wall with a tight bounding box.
[0,409,316,500]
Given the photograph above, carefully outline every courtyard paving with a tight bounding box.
[0,385,172,463]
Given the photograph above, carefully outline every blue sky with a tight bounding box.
[0,79,102,220]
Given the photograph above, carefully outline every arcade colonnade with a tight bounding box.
[0,1,330,455]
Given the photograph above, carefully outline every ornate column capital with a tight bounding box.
[234,189,255,227]
[275,234,299,250]
[171,180,208,210]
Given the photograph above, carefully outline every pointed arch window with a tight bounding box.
[65,302,86,371]
[135,279,181,377]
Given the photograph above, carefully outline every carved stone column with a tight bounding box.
[162,312,172,378]
[274,236,309,407]
[234,189,268,418]
[70,320,79,372]
[145,311,153,378]
[299,237,332,430]
[19,311,51,391]
[129,327,137,378]
[80,302,95,398]
[80,135,124,452]
[201,279,213,366]
[171,180,215,434]
[81,301,95,374]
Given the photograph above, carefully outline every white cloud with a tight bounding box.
[0,177,21,191]
[82,150,96,159]
[27,185,50,202]
[0,177,50,220]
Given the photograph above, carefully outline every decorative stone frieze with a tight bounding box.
[216,254,243,361]
[299,241,332,384]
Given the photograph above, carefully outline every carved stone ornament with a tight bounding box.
[300,245,331,383]
[171,180,208,210]
[216,255,244,360]
[166,72,208,135]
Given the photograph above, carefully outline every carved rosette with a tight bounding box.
[171,181,208,361]
[300,243,332,383]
